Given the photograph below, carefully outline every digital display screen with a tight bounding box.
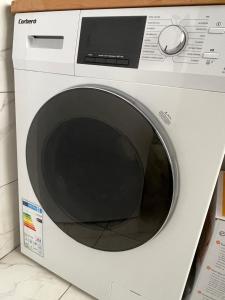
[77,16,146,68]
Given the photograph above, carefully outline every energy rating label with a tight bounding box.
[22,199,43,257]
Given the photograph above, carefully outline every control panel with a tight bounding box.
[75,6,225,91]
[139,9,225,77]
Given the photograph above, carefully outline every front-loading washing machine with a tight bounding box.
[13,5,225,300]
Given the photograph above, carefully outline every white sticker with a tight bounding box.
[22,199,43,257]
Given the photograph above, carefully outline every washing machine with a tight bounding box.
[13,5,225,300]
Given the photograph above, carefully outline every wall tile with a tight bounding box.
[0,93,17,187]
[0,0,14,92]
[0,181,19,259]
[0,0,18,261]
[0,0,14,52]
[0,49,14,92]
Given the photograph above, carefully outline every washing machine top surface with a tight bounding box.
[13,5,225,300]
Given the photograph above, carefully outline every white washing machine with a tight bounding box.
[13,5,225,300]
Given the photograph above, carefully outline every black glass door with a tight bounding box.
[26,87,176,251]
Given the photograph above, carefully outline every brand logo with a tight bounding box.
[18,19,37,24]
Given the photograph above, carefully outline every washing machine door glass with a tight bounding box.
[26,87,177,251]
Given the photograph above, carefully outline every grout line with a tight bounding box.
[0,179,17,190]
[0,245,20,261]
[58,284,72,299]
[0,48,12,52]
[0,91,15,94]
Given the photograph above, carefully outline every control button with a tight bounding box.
[85,56,96,63]
[116,59,129,65]
[208,27,225,34]
[203,52,219,59]
[106,58,117,64]
[95,57,106,64]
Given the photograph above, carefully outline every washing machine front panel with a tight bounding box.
[26,86,176,252]
[14,70,225,300]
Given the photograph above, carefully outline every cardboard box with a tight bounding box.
[216,172,225,221]
[188,171,225,300]
[189,219,225,300]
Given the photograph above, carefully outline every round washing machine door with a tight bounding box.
[26,86,178,252]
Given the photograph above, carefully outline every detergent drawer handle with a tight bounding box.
[28,35,64,49]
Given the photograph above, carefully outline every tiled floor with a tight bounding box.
[0,248,94,300]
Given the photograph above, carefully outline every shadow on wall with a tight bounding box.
[0,3,17,179]
[1,5,14,50]
[0,4,15,92]
[0,1,19,259]
[222,157,225,171]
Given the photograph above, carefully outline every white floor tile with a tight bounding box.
[0,248,70,300]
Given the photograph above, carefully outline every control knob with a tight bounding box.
[158,25,187,55]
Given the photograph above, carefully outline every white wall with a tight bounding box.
[0,0,19,258]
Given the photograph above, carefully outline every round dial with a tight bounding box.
[158,25,187,55]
